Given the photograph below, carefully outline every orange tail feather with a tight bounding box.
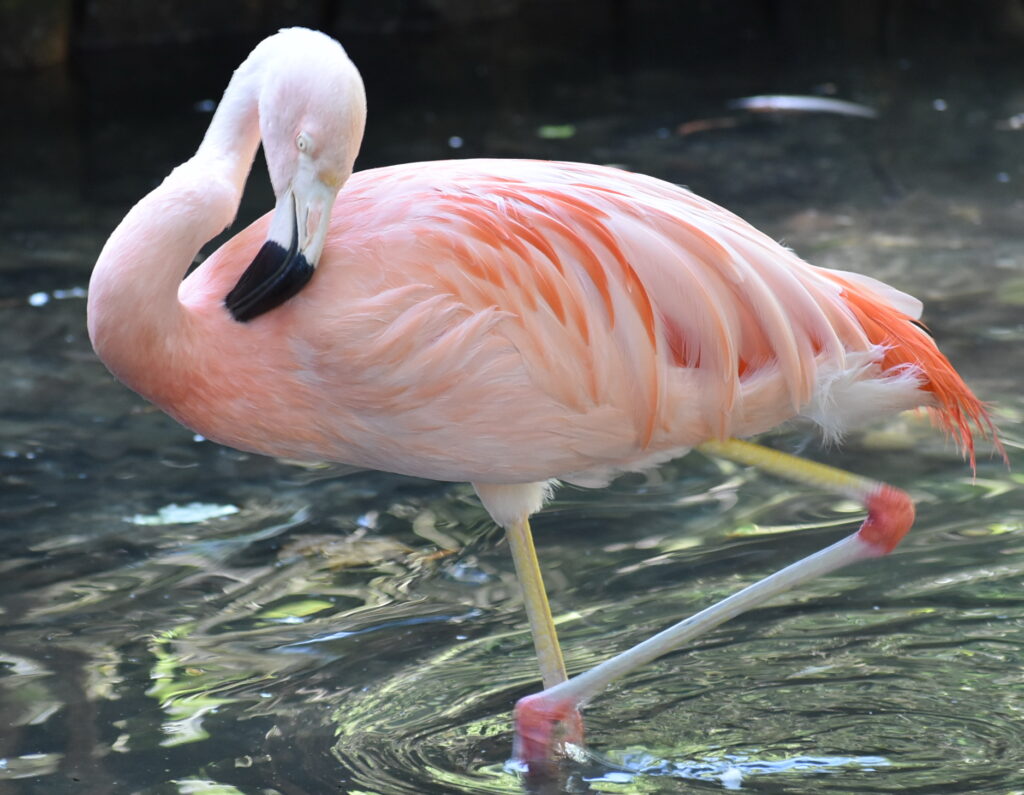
[827,274,1003,471]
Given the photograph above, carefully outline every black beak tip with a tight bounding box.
[224,238,315,322]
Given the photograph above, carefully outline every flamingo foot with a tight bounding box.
[512,691,585,769]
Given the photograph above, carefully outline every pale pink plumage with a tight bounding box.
[92,156,993,494]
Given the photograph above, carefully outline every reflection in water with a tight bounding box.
[1,17,1023,795]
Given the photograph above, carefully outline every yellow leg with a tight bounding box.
[697,438,877,499]
[506,517,568,689]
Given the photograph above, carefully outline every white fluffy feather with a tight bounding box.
[799,347,927,442]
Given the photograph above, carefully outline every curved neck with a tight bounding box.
[87,56,265,396]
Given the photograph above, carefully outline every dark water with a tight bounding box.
[2,22,1023,795]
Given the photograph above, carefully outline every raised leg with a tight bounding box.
[514,438,915,767]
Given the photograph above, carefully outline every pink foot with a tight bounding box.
[513,691,585,769]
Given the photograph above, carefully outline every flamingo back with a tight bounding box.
[186,159,996,485]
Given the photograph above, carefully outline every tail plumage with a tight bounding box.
[826,273,1003,470]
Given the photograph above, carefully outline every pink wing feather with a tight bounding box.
[186,159,995,485]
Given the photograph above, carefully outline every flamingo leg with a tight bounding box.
[513,438,915,768]
[506,517,570,689]
[506,517,585,754]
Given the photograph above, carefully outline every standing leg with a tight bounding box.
[514,439,914,767]
[506,517,569,690]
[474,481,585,751]
[504,516,585,753]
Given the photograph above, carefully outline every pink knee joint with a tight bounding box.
[857,485,915,555]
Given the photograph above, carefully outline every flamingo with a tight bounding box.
[87,28,1000,771]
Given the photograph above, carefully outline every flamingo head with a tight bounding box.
[226,28,366,322]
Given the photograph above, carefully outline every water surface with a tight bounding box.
[1,23,1022,795]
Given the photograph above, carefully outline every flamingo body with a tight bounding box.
[95,157,986,497]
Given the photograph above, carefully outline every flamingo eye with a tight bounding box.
[296,132,313,153]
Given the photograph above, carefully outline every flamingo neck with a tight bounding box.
[86,51,269,400]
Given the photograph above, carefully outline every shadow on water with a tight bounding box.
[1,9,1023,794]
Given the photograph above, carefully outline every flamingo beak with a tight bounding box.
[294,175,337,268]
[224,176,337,323]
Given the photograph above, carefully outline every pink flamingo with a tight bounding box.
[87,28,999,770]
